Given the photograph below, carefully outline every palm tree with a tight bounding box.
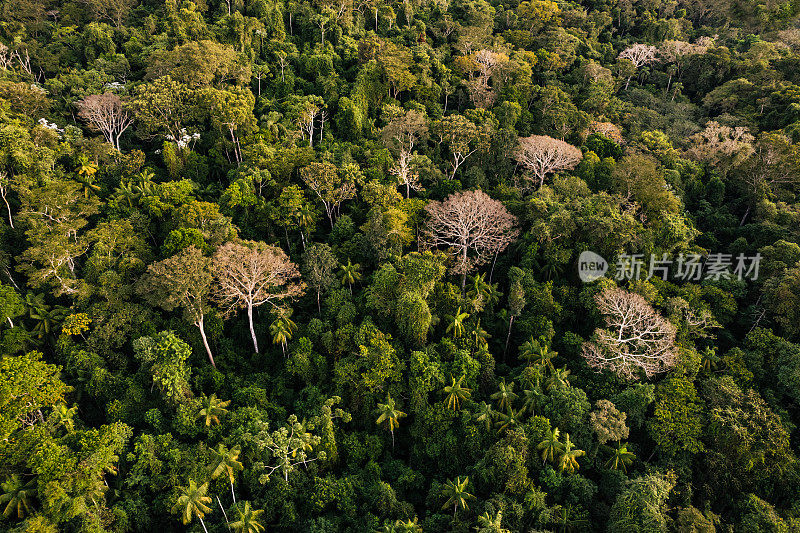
[604,442,636,472]
[468,319,490,353]
[231,501,265,533]
[494,407,522,434]
[519,337,539,366]
[270,310,297,357]
[473,401,497,431]
[491,379,518,412]
[547,366,571,391]
[537,427,564,465]
[557,433,585,474]
[50,403,77,433]
[701,347,721,373]
[521,386,544,416]
[466,273,500,312]
[375,395,407,448]
[442,375,472,411]
[1,475,36,519]
[445,306,470,338]
[208,443,244,503]
[476,510,510,533]
[197,394,231,427]
[297,203,315,249]
[376,518,422,532]
[441,476,475,520]
[172,480,213,533]
[339,259,361,294]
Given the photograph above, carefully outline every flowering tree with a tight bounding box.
[424,190,518,290]
[582,287,677,379]
[513,135,583,189]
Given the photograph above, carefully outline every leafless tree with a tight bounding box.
[582,287,677,380]
[424,190,518,290]
[467,49,508,108]
[686,121,754,178]
[213,241,305,354]
[618,44,658,89]
[298,102,321,147]
[513,135,583,190]
[390,150,423,198]
[76,93,134,151]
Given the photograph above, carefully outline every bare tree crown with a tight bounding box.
[77,93,133,151]
[582,287,678,380]
[424,190,518,277]
[513,135,583,189]
[212,241,305,316]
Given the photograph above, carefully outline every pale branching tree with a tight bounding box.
[618,44,658,89]
[213,241,305,354]
[686,121,754,177]
[390,150,423,198]
[467,49,509,108]
[513,135,583,190]
[381,108,428,198]
[424,190,518,290]
[658,39,712,91]
[77,93,134,151]
[582,287,677,380]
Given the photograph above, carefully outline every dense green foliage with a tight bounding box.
[3,0,800,530]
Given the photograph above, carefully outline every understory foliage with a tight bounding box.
[3,0,800,531]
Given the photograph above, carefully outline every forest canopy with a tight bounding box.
[2,0,800,531]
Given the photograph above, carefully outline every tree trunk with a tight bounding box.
[197,318,216,367]
[216,495,230,525]
[248,303,259,353]
[0,190,13,228]
[504,315,514,360]
[199,517,209,533]
[230,480,236,504]
[317,290,321,314]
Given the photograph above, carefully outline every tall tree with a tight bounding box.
[208,444,243,503]
[301,162,357,227]
[302,243,337,314]
[424,190,518,290]
[512,135,583,190]
[375,394,407,448]
[213,241,304,353]
[441,476,475,520]
[230,501,265,533]
[136,246,217,366]
[76,93,134,151]
[172,480,213,533]
[582,287,677,380]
